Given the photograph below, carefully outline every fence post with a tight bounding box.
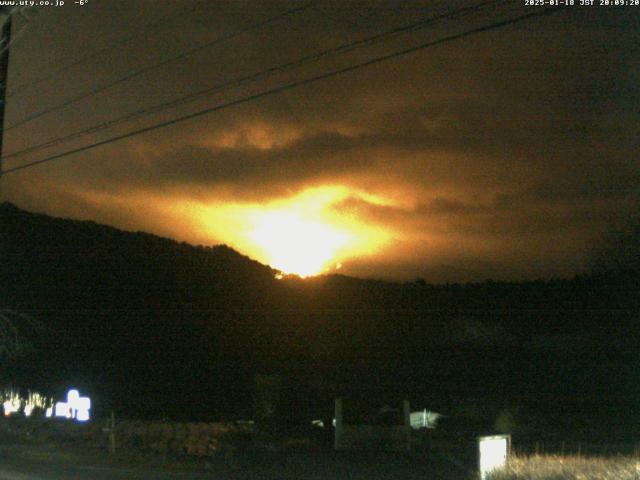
[334,398,343,451]
[403,400,411,450]
[108,410,116,455]
[254,374,281,447]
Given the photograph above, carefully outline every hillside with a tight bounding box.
[1,202,638,436]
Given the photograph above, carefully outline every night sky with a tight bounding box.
[2,0,638,282]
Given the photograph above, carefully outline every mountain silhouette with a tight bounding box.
[1,202,638,437]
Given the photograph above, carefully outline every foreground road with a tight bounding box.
[0,442,473,479]
[0,445,216,480]
[0,458,216,480]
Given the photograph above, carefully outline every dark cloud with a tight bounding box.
[151,132,375,186]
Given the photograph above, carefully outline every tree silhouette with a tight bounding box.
[590,215,640,273]
[0,309,44,360]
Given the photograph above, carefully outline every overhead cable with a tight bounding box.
[7,1,203,97]
[2,7,565,176]
[1,0,504,161]
[3,2,314,131]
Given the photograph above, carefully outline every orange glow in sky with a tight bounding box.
[187,185,393,277]
[250,211,351,277]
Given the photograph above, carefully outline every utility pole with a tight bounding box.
[0,7,11,195]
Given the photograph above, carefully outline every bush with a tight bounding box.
[488,454,640,480]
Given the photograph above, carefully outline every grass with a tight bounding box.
[489,453,640,480]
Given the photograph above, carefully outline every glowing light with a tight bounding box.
[478,435,510,480]
[26,392,48,416]
[55,401,71,418]
[67,389,79,404]
[3,398,20,416]
[410,409,443,429]
[2,389,52,417]
[2,389,22,416]
[189,185,393,277]
[251,211,351,277]
[76,397,91,421]
[54,389,91,422]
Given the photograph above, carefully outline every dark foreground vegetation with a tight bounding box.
[0,416,476,480]
[2,415,638,480]
[1,202,639,446]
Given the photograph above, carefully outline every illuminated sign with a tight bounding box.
[409,409,443,429]
[478,434,510,480]
[53,389,91,422]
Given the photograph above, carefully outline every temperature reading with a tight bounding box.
[75,0,88,5]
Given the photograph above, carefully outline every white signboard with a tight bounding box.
[478,434,510,480]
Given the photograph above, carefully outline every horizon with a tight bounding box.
[3,200,632,286]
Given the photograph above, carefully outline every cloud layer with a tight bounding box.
[3,1,639,281]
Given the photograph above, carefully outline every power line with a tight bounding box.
[7,2,202,98]
[1,0,505,162]
[2,7,566,176]
[3,2,314,132]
